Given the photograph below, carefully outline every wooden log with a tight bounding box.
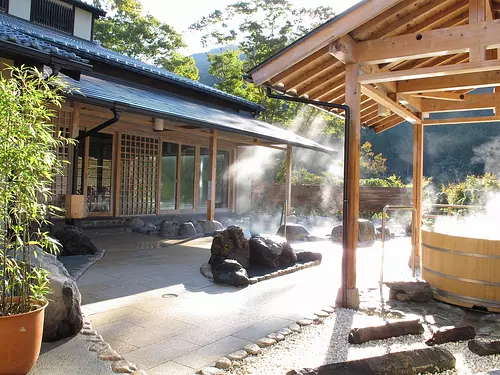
[286,347,456,375]
[348,319,424,344]
[468,340,500,356]
[426,326,476,346]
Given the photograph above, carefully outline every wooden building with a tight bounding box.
[0,0,333,223]
[246,0,500,307]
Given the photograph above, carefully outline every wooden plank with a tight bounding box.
[356,20,500,64]
[373,116,405,133]
[345,63,360,292]
[397,70,500,94]
[287,60,342,90]
[361,84,421,124]
[413,123,424,258]
[207,130,217,220]
[415,92,466,101]
[421,92,500,112]
[423,115,500,125]
[329,35,357,64]
[470,0,487,62]
[400,94,423,112]
[249,0,405,85]
[285,144,292,215]
[359,60,500,84]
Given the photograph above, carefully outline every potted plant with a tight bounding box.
[0,66,73,375]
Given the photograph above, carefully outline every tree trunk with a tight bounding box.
[349,319,424,344]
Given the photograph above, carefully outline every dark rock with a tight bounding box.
[296,251,322,263]
[385,280,434,302]
[201,220,224,235]
[160,221,180,237]
[286,347,455,375]
[133,226,154,235]
[144,222,156,230]
[426,326,476,346]
[330,219,375,247]
[349,319,424,344]
[209,226,250,269]
[24,246,83,342]
[276,224,310,242]
[468,340,500,356]
[128,218,144,229]
[212,259,249,287]
[194,221,205,235]
[376,226,391,241]
[179,222,197,238]
[249,234,296,269]
[54,226,99,256]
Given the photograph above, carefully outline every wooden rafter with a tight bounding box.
[421,92,500,112]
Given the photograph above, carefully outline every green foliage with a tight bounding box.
[0,66,73,316]
[94,0,199,80]
[359,175,407,188]
[360,141,387,178]
[442,173,500,206]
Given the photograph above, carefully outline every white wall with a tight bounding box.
[73,7,92,40]
[9,0,31,20]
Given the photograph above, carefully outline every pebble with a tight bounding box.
[289,323,301,332]
[315,311,329,318]
[215,357,232,369]
[86,334,103,343]
[89,341,110,353]
[322,306,335,314]
[228,350,248,361]
[243,343,262,355]
[255,337,277,347]
[267,333,285,342]
[112,359,138,373]
[277,328,293,336]
[97,348,122,361]
[197,367,224,375]
[80,328,98,335]
[297,319,313,326]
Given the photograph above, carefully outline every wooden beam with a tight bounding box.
[359,60,500,84]
[421,92,500,112]
[400,94,423,112]
[423,115,500,125]
[285,144,292,215]
[249,0,405,85]
[345,63,360,299]
[287,61,342,90]
[194,145,200,211]
[397,70,500,94]
[415,92,466,101]
[487,0,495,20]
[207,130,217,221]
[373,116,405,133]
[469,0,487,62]
[356,20,500,64]
[361,84,421,124]
[412,123,424,259]
[329,35,357,64]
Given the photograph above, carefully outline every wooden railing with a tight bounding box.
[31,0,74,34]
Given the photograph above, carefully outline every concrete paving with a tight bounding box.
[31,230,413,375]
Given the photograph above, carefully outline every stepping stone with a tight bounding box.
[243,343,262,355]
[267,332,285,341]
[98,348,122,361]
[228,350,248,361]
[112,360,138,373]
[81,328,98,336]
[89,341,110,353]
[197,367,224,375]
[277,328,293,336]
[215,357,231,369]
[297,319,313,326]
[322,306,335,314]
[289,323,301,332]
[86,334,103,343]
[315,311,329,318]
[255,337,277,347]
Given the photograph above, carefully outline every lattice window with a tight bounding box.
[119,134,159,216]
[31,0,74,34]
[51,109,72,208]
[0,0,8,13]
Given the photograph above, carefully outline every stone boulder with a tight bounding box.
[376,226,391,241]
[248,235,297,269]
[209,226,250,269]
[212,259,249,287]
[128,217,144,229]
[54,226,99,256]
[25,246,83,342]
[330,219,375,247]
[385,280,434,302]
[296,251,322,263]
[276,224,310,242]
[160,221,180,237]
[202,220,224,235]
[179,222,197,238]
[194,221,205,235]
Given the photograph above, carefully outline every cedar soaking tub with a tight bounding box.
[422,228,500,312]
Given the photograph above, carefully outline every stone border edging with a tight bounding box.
[68,248,106,280]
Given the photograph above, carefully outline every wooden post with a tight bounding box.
[194,145,200,211]
[412,123,424,261]
[207,130,217,220]
[285,144,293,215]
[343,63,361,307]
[469,0,486,62]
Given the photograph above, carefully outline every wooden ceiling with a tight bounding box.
[248,0,500,133]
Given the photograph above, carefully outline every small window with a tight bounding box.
[31,0,75,34]
[0,0,8,13]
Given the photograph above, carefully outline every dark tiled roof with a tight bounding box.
[66,74,334,154]
[0,13,263,112]
[0,24,90,64]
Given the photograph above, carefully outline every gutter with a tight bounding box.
[265,86,351,309]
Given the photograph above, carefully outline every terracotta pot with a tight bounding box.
[0,299,48,375]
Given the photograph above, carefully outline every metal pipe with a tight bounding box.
[380,205,418,300]
[266,87,351,308]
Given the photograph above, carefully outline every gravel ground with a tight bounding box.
[226,309,500,375]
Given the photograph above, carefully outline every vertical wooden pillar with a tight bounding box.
[207,130,217,220]
[344,63,361,305]
[412,123,424,260]
[175,144,181,210]
[68,102,80,196]
[285,144,292,215]
[469,0,486,62]
[194,145,200,211]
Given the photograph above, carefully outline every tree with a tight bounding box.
[360,141,387,178]
[93,0,199,80]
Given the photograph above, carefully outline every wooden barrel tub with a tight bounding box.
[422,229,500,312]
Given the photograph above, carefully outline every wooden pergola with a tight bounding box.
[246,0,500,308]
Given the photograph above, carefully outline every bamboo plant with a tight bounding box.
[0,66,73,316]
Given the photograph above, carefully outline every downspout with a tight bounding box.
[69,108,122,224]
[265,87,351,308]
